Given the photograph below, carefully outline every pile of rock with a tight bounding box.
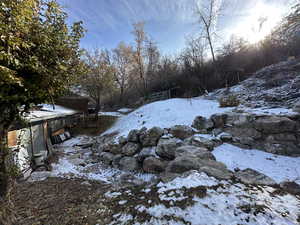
[192,112,300,156]
[93,124,277,186]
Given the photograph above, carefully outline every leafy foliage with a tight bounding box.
[0,0,84,126]
[0,0,85,210]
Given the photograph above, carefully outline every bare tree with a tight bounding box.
[195,0,223,63]
[131,22,148,94]
[81,49,115,114]
[112,42,133,102]
[145,38,160,85]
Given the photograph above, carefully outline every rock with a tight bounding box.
[100,140,122,155]
[266,134,297,142]
[199,166,233,180]
[184,136,215,151]
[219,133,233,142]
[118,157,140,171]
[292,101,300,113]
[225,127,262,139]
[118,136,127,145]
[212,128,223,136]
[253,116,297,133]
[99,152,115,165]
[118,173,145,187]
[75,143,93,149]
[235,168,276,186]
[112,154,123,168]
[169,125,194,140]
[121,142,141,156]
[137,147,157,162]
[228,113,254,127]
[211,113,227,128]
[166,156,231,180]
[279,181,300,195]
[127,129,140,142]
[166,156,200,173]
[143,157,166,173]
[159,171,180,183]
[264,143,300,156]
[175,145,215,160]
[140,127,164,146]
[156,137,183,160]
[192,116,214,130]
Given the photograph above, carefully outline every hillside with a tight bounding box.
[208,59,300,108]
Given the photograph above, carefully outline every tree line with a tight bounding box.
[78,1,300,110]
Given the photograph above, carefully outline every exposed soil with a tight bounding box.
[12,178,113,225]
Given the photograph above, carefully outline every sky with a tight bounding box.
[58,0,297,55]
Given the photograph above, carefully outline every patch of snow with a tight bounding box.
[104,191,122,198]
[157,171,219,193]
[239,106,296,115]
[213,143,300,184]
[99,111,123,117]
[26,104,77,121]
[118,200,127,205]
[103,98,233,137]
[117,108,133,113]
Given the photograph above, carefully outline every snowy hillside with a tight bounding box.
[103,97,233,137]
[208,59,300,108]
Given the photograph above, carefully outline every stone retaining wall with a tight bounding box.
[193,112,300,156]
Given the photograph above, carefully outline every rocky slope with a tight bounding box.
[208,58,300,109]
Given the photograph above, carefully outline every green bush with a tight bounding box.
[219,95,240,107]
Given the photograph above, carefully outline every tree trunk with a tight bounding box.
[207,30,216,63]
[0,124,8,199]
[119,87,124,103]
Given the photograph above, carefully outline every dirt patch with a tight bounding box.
[12,178,114,225]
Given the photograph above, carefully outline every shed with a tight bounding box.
[8,104,81,178]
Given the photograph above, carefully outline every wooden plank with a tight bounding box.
[8,130,17,147]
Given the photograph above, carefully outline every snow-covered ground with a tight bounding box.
[103,98,233,137]
[110,171,300,225]
[213,143,300,185]
[29,136,155,184]
[28,135,300,225]
[25,104,77,122]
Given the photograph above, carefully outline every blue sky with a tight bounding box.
[58,0,296,55]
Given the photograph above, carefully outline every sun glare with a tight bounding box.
[231,2,285,44]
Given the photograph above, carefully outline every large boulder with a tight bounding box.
[199,166,233,180]
[184,135,216,151]
[224,127,262,139]
[121,142,141,156]
[253,116,297,133]
[137,147,157,162]
[118,157,140,171]
[100,140,122,155]
[112,154,123,168]
[175,145,215,160]
[140,127,164,146]
[127,129,140,142]
[211,113,228,128]
[156,137,183,160]
[166,156,200,173]
[166,157,232,180]
[99,152,115,165]
[169,125,195,140]
[143,157,166,173]
[235,168,276,186]
[192,116,214,130]
[279,181,300,195]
